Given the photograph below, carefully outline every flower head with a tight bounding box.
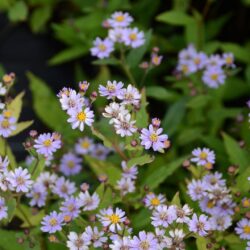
[130,231,158,250]
[26,183,47,207]
[99,80,124,99]
[188,214,210,236]
[144,193,166,209]
[78,191,100,211]
[123,27,145,48]
[202,66,226,88]
[0,197,7,220]
[84,226,107,248]
[60,152,82,176]
[75,137,94,155]
[52,177,76,199]
[0,112,16,138]
[108,11,133,28]
[235,218,250,240]
[191,147,215,168]
[60,197,81,219]
[91,37,114,59]
[67,232,91,250]
[41,211,64,233]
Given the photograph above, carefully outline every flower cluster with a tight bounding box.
[176,44,236,88]
[91,11,145,59]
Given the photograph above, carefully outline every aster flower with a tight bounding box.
[90,143,111,160]
[0,112,16,137]
[34,132,61,157]
[78,191,100,211]
[58,89,84,112]
[102,102,129,124]
[0,197,7,220]
[176,61,197,75]
[60,152,82,176]
[123,27,145,48]
[108,28,126,43]
[202,172,225,188]
[99,80,124,99]
[67,107,94,131]
[67,232,91,250]
[117,177,135,196]
[144,193,166,210]
[176,204,192,223]
[113,113,137,137]
[188,214,210,236]
[209,214,232,231]
[191,147,215,168]
[0,156,9,172]
[223,52,235,68]
[26,183,47,207]
[110,236,132,250]
[7,167,33,193]
[206,54,225,68]
[151,53,163,66]
[121,161,138,180]
[187,179,206,201]
[84,226,107,248]
[242,198,250,208]
[247,241,250,250]
[202,66,226,88]
[191,52,207,70]
[108,11,133,28]
[91,37,114,59]
[52,177,76,199]
[75,137,94,155]
[36,171,58,189]
[140,125,168,152]
[178,44,197,61]
[235,218,250,240]
[155,228,170,249]
[117,84,141,106]
[151,205,177,228]
[41,211,64,233]
[60,197,81,219]
[97,207,126,232]
[0,172,10,191]
[130,231,158,250]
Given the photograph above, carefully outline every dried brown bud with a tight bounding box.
[144,185,149,192]
[234,206,240,213]
[139,61,149,69]
[182,160,190,168]
[89,214,96,222]
[239,140,245,148]
[98,174,108,183]
[228,165,237,175]
[48,235,58,243]
[206,243,213,249]
[24,229,30,235]
[103,243,109,249]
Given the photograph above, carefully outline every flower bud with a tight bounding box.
[182,160,190,168]
[98,174,108,183]
[130,140,138,147]
[80,182,90,192]
[29,130,38,138]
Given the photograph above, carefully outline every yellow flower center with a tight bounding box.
[1,119,10,128]
[199,152,207,160]
[67,161,75,169]
[17,176,25,185]
[207,200,215,208]
[3,110,11,118]
[43,139,52,147]
[108,214,120,224]
[205,162,213,170]
[81,140,90,149]
[211,74,218,80]
[49,218,58,226]
[226,57,232,64]
[243,225,250,234]
[115,15,125,22]
[129,33,137,41]
[140,241,150,250]
[77,111,86,122]
[152,56,160,65]
[98,44,107,52]
[151,197,160,206]
[3,75,12,83]
[107,84,115,92]
[243,199,250,208]
[68,204,75,212]
[194,58,201,65]
[150,133,158,142]
[181,65,188,73]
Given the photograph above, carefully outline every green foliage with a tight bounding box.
[8,1,28,22]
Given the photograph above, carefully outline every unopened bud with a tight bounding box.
[23,141,32,150]
[245,211,250,219]
[17,238,24,244]
[64,215,72,223]
[228,165,237,175]
[234,206,240,213]
[164,139,171,149]
[102,20,111,29]
[182,160,190,168]
[139,61,149,69]
[3,73,14,84]
[190,88,197,96]
[24,229,30,235]
[152,118,161,128]
[130,140,138,147]
[89,214,96,222]
[80,182,90,192]
[79,81,90,93]
[52,132,61,141]
[239,140,245,148]
[206,243,213,249]
[144,185,149,192]
[98,174,108,183]
[29,130,38,138]
[91,91,98,101]
[123,218,131,226]
[152,47,159,53]
[48,235,58,243]
[103,243,109,249]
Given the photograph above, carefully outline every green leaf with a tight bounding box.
[91,127,112,148]
[126,30,152,68]
[127,154,154,168]
[7,197,16,222]
[141,156,186,189]
[162,97,187,136]
[131,208,151,230]
[171,192,181,206]
[48,46,88,65]
[222,133,250,172]
[7,91,24,120]
[156,10,193,25]
[8,1,28,22]
[30,5,52,33]
[135,88,149,128]
[196,237,207,250]
[0,137,17,169]
[84,156,121,186]
[146,86,179,102]
[0,229,27,250]
[236,167,250,193]
[92,58,120,66]
[30,156,46,180]
[10,120,33,137]
[186,95,211,109]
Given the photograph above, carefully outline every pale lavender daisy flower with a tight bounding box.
[0,156,9,172]
[151,53,163,66]
[67,232,91,250]
[36,171,58,189]
[206,54,224,68]
[84,226,107,248]
[99,80,124,99]
[223,52,235,68]
[176,204,193,223]
[7,167,33,193]
[41,211,64,233]
[0,197,7,220]
[192,52,207,70]
[34,132,61,157]
[108,28,126,43]
[52,176,76,199]
[187,179,206,201]
[113,113,137,137]
[202,172,225,188]
[110,236,132,250]
[60,196,81,219]
[144,193,166,209]
[178,44,197,61]
[97,207,126,232]
[90,143,111,160]
[78,191,100,211]
[130,231,158,250]
[140,124,168,152]
[60,152,82,176]
[117,177,135,196]
[117,84,141,106]
[209,214,232,231]
[191,147,215,168]
[202,66,226,88]
[188,214,210,236]
[0,113,16,137]
[108,11,133,28]
[0,172,10,191]
[123,27,145,48]
[177,61,197,75]
[235,218,250,240]
[67,107,94,131]
[26,183,47,207]
[151,205,177,228]
[75,137,94,155]
[121,161,138,180]
[91,37,114,59]
[59,89,84,112]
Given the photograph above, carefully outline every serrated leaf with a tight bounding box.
[127,154,154,168]
[10,120,33,137]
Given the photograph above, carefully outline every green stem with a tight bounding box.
[17,204,33,228]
